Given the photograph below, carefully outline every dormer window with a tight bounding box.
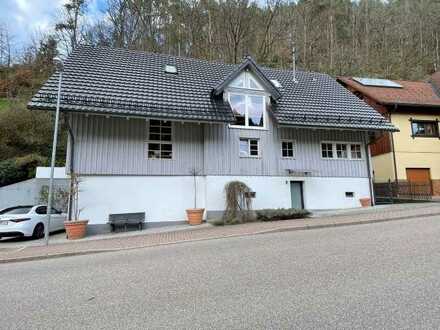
[228,93,265,128]
[229,72,263,90]
[227,72,267,129]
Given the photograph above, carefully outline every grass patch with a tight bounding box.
[0,98,9,110]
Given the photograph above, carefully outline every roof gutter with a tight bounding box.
[278,122,398,132]
[28,106,235,125]
[382,101,440,109]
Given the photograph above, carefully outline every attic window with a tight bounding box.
[164,65,177,74]
[229,72,263,90]
[270,79,282,88]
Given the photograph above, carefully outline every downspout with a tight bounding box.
[390,111,399,183]
[65,114,75,221]
[365,132,375,206]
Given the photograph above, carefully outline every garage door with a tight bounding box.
[406,168,431,183]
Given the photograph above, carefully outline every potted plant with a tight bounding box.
[359,197,371,207]
[64,173,88,239]
[186,168,204,225]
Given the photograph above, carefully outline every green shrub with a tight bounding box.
[209,209,309,226]
[256,208,310,222]
[0,154,48,187]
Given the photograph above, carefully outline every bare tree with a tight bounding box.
[0,24,12,68]
[55,0,88,54]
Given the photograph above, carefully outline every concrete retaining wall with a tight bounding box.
[0,178,69,210]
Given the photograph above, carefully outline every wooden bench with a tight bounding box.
[108,212,145,232]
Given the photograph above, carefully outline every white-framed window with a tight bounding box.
[147,120,172,159]
[321,142,363,160]
[229,72,264,90]
[229,93,266,128]
[227,71,267,129]
[240,138,259,158]
[281,140,295,158]
[350,144,362,159]
[336,143,348,159]
[321,143,334,159]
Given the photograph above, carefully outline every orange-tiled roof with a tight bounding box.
[337,76,440,107]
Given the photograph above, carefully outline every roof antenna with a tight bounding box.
[290,33,298,84]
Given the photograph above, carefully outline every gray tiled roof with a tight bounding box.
[28,46,396,131]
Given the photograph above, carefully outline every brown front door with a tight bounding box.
[406,168,431,183]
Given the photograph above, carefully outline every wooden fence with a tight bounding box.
[374,180,432,204]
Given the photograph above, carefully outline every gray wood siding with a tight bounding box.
[204,114,368,177]
[71,114,368,177]
[71,114,203,175]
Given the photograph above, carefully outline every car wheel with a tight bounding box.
[32,223,45,239]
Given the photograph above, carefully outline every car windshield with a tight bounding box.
[0,206,33,215]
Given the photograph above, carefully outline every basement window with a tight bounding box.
[147,120,172,159]
[345,192,354,198]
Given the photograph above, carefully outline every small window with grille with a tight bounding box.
[350,144,362,159]
[281,140,295,158]
[147,120,173,159]
[336,144,348,159]
[321,143,333,158]
[240,138,259,158]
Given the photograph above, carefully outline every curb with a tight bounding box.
[2,212,440,264]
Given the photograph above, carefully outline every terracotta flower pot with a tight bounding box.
[359,198,371,207]
[64,220,89,240]
[186,208,204,225]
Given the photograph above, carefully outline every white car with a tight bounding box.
[0,205,66,239]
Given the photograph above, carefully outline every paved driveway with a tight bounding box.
[2,215,440,329]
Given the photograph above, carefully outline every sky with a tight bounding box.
[0,0,107,53]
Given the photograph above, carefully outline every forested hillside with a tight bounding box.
[1,0,439,186]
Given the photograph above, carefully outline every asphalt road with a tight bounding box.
[2,216,440,329]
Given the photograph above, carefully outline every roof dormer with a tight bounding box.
[212,56,282,101]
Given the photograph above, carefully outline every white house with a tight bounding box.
[28,46,396,233]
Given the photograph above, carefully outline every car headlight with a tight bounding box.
[9,218,31,223]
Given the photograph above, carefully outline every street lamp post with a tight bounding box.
[45,57,64,246]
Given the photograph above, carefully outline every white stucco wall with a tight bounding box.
[79,175,371,225]
[205,176,370,211]
[35,167,69,179]
[78,176,206,224]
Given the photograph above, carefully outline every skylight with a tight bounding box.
[270,79,282,88]
[164,65,177,74]
[353,77,402,88]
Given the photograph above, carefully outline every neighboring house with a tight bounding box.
[28,46,395,232]
[338,76,440,196]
